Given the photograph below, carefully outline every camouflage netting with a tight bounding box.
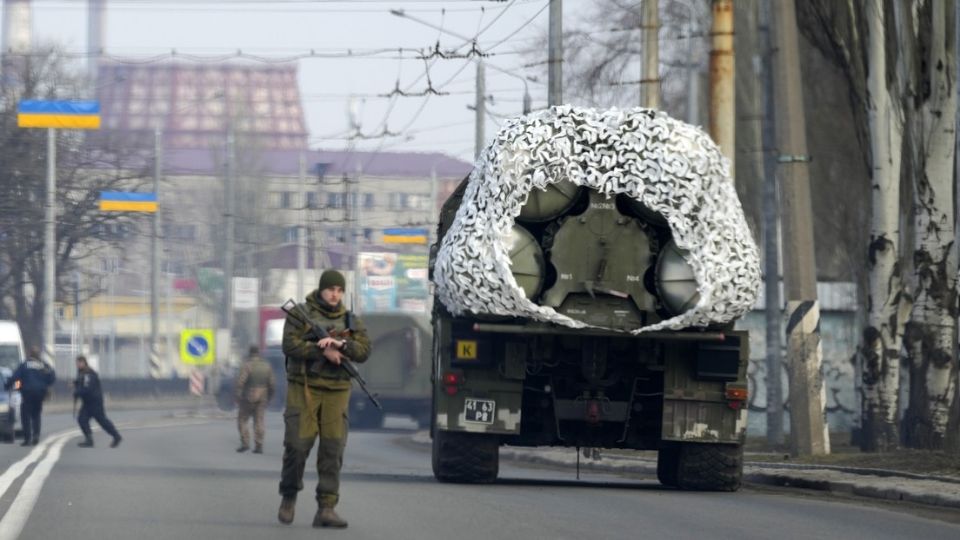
[434,105,761,333]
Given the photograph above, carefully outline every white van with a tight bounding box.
[0,320,24,371]
[0,320,25,442]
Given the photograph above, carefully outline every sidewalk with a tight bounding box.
[411,431,960,509]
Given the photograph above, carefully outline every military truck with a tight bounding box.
[349,312,432,429]
[429,107,759,491]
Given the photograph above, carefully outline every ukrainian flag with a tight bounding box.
[382,228,428,245]
[99,191,158,213]
[18,100,101,129]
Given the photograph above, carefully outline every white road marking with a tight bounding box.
[0,418,211,540]
[0,431,76,540]
[0,429,79,502]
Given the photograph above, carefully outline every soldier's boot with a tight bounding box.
[236,445,249,453]
[78,437,94,448]
[277,496,296,525]
[253,444,263,454]
[111,435,122,448]
[312,507,348,529]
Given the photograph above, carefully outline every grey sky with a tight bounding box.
[18,0,569,163]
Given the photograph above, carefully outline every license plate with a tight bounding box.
[464,398,495,424]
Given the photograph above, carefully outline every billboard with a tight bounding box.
[358,252,429,313]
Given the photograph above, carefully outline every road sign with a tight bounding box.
[382,228,428,244]
[232,277,259,310]
[180,329,215,365]
[18,100,101,129]
[99,191,158,213]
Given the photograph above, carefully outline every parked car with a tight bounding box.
[0,367,20,443]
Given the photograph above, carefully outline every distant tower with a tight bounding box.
[1,0,31,84]
[87,0,106,88]
[2,0,32,54]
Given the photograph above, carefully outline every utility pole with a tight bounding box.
[771,0,828,456]
[678,0,700,125]
[641,0,660,108]
[759,0,784,447]
[548,0,563,106]
[223,128,236,359]
[297,151,307,300]
[150,125,162,377]
[475,60,486,160]
[709,0,735,175]
[44,127,56,366]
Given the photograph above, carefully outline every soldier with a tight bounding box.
[277,270,371,529]
[3,346,55,446]
[235,345,276,454]
[74,355,122,448]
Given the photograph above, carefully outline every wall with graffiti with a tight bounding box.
[737,307,859,435]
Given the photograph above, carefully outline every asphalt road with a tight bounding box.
[1,408,959,540]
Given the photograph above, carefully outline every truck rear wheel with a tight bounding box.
[673,442,743,491]
[431,430,499,483]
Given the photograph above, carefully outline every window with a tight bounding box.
[327,193,344,209]
[306,192,319,209]
[280,191,293,209]
[283,226,298,243]
[363,193,374,208]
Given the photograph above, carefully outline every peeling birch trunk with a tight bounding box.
[901,0,959,451]
[861,0,906,452]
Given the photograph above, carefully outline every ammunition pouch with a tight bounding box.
[284,356,327,377]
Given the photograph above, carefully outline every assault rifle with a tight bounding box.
[280,299,382,410]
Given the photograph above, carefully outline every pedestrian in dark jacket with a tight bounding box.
[3,346,55,446]
[73,355,122,448]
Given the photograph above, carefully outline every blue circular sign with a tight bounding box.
[187,336,209,358]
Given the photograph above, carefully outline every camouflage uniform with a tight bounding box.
[278,289,371,509]
[235,352,276,450]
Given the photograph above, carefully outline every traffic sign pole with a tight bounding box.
[44,127,56,365]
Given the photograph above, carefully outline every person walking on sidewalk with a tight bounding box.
[235,345,276,454]
[73,355,122,448]
[277,270,371,529]
[3,346,55,446]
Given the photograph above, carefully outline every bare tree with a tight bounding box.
[897,0,959,451]
[0,48,150,348]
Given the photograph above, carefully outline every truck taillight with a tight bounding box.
[442,371,463,396]
[725,387,748,401]
[725,386,747,409]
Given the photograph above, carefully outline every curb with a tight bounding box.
[411,431,960,509]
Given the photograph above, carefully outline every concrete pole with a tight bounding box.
[87,0,106,87]
[74,271,83,356]
[475,60,486,160]
[44,127,56,365]
[709,0,735,177]
[150,126,161,375]
[759,0,784,447]
[771,0,828,457]
[297,151,307,300]
[224,128,235,359]
[548,0,563,106]
[641,0,660,109]
[685,19,699,124]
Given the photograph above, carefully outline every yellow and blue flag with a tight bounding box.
[18,100,101,129]
[99,191,158,213]
[382,228,428,245]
